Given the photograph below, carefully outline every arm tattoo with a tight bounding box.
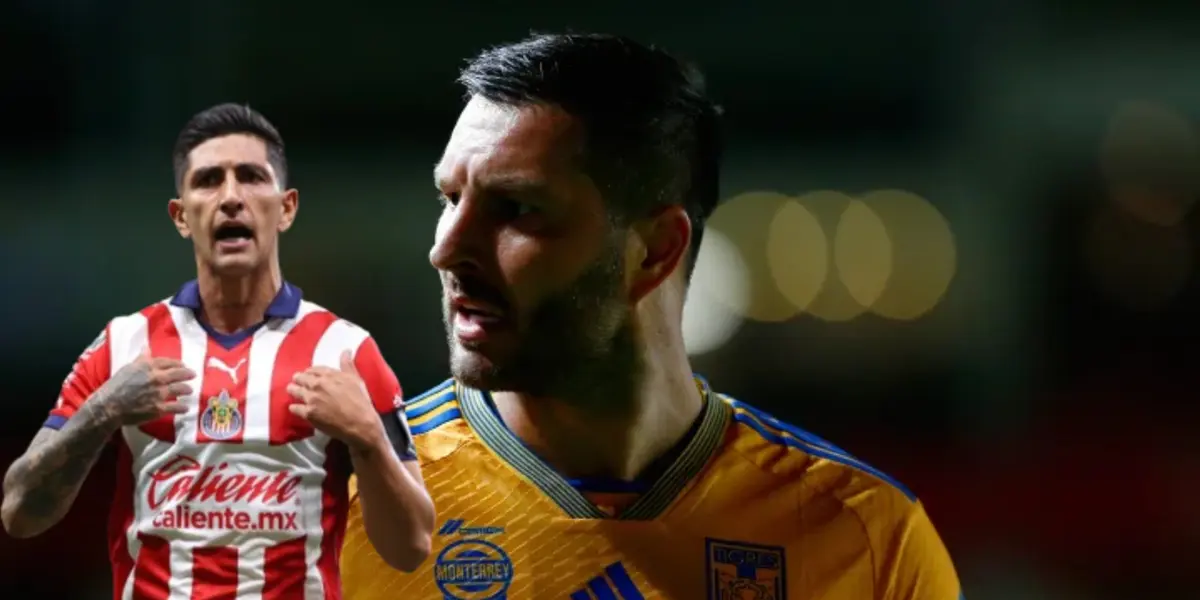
[1,365,151,536]
[90,363,163,425]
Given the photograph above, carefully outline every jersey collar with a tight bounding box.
[458,378,731,520]
[169,279,303,319]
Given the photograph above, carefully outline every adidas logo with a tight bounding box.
[437,518,465,536]
[436,518,504,537]
[569,562,644,600]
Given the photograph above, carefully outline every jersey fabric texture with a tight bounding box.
[340,378,962,600]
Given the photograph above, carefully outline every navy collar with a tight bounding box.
[169,279,303,319]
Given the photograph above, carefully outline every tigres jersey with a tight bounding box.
[342,379,963,600]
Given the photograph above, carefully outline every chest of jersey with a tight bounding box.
[345,443,876,600]
[131,316,335,448]
[113,309,351,548]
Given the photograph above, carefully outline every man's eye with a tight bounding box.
[500,199,537,218]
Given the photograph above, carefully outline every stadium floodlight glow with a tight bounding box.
[704,191,820,322]
[854,190,957,321]
[701,189,957,325]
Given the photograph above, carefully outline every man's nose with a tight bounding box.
[429,199,485,273]
[218,174,245,215]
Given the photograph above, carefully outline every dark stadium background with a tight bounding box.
[2,1,1197,598]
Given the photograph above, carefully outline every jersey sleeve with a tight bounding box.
[354,336,416,461]
[878,499,963,600]
[46,325,113,430]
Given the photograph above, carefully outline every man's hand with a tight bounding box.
[2,351,192,538]
[287,351,382,452]
[94,352,194,427]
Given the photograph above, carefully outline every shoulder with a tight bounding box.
[402,379,470,459]
[74,300,181,374]
[284,304,403,385]
[293,300,353,333]
[109,299,176,332]
[720,395,963,595]
[719,393,917,504]
[288,301,377,355]
[102,300,176,351]
[404,379,463,435]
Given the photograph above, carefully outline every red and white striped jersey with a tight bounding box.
[46,281,408,600]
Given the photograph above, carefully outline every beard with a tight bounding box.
[442,241,640,406]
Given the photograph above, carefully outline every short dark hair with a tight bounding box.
[172,103,288,191]
[459,32,723,279]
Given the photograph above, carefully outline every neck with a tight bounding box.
[492,333,701,482]
[195,259,283,334]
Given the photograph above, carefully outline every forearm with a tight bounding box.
[351,437,435,572]
[1,402,118,538]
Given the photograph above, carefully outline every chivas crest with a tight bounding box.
[200,390,243,440]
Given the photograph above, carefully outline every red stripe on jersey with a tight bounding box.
[196,337,251,445]
[269,311,338,445]
[51,322,113,422]
[262,537,308,599]
[353,336,403,414]
[131,532,172,600]
[109,441,136,600]
[317,443,351,600]
[191,546,239,600]
[141,303,181,442]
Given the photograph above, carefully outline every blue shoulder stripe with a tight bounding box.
[404,379,461,435]
[730,402,916,501]
[410,408,463,435]
[729,399,850,455]
[405,380,455,419]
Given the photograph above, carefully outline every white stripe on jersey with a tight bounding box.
[106,310,151,600]
[102,298,371,600]
[240,301,326,445]
[237,544,268,599]
[301,313,371,599]
[166,544,193,600]
[107,311,150,377]
[167,303,208,449]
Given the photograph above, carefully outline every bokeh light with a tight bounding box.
[786,190,867,322]
[834,198,893,311]
[766,197,829,316]
[708,188,958,326]
[1100,100,1200,227]
[706,191,805,322]
[682,230,749,356]
[859,190,957,320]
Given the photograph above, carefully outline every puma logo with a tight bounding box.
[206,357,247,385]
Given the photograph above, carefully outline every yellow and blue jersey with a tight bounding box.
[342,378,963,599]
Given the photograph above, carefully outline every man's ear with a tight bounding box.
[167,198,190,238]
[278,189,299,233]
[627,205,691,302]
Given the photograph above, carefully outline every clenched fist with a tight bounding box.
[287,351,382,452]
